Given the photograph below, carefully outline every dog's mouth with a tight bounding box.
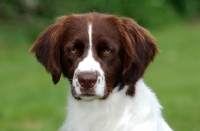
[72,88,112,101]
[80,92,96,97]
[71,86,98,100]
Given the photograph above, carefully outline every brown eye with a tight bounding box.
[103,49,112,55]
[70,48,77,54]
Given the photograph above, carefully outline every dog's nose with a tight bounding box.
[78,71,97,88]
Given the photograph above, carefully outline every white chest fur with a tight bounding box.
[60,79,172,131]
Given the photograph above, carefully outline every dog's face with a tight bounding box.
[31,13,158,100]
[60,19,124,100]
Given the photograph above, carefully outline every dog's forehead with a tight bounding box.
[64,13,120,38]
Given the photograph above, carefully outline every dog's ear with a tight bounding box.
[120,17,158,96]
[30,16,67,84]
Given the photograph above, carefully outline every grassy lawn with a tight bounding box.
[0,22,200,131]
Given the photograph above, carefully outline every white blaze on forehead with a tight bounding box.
[88,23,92,48]
[72,23,106,98]
[75,23,103,72]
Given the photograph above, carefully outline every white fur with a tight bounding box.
[60,79,173,131]
[72,23,106,99]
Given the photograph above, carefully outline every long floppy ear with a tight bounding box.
[120,17,158,96]
[30,16,67,84]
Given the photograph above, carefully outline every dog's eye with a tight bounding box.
[70,48,77,54]
[103,49,112,56]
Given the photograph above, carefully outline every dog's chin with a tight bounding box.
[80,95,99,101]
[73,95,100,101]
[73,93,110,101]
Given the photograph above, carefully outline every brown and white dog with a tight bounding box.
[31,12,173,131]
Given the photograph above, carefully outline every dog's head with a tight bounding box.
[31,13,158,100]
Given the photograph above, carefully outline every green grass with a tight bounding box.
[0,44,67,131]
[145,22,200,131]
[0,22,200,131]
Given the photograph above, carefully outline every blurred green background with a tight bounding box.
[0,0,200,131]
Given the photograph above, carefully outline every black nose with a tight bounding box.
[78,71,97,88]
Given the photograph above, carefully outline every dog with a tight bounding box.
[31,12,173,131]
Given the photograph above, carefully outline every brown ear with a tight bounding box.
[120,17,158,96]
[30,17,67,84]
